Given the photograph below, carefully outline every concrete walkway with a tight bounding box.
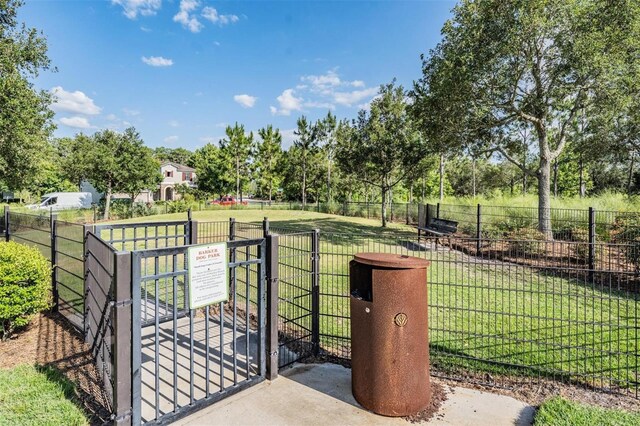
[176,363,536,426]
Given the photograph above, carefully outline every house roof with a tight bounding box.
[161,162,195,172]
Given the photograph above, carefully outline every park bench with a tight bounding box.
[417,218,458,246]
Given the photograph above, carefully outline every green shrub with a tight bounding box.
[0,241,51,339]
[506,228,547,256]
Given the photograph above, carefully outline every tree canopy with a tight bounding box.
[0,0,55,190]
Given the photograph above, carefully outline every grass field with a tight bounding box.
[0,365,87,426]
[534,397,640,425]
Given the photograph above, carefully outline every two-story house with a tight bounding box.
[155,162,197,201]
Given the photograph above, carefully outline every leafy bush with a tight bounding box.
[0,242,51,339]
[506,228,547,256]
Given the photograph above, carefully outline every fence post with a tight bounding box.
[266,233,279,380]
[476,204,482,253]
[187,208,198,245]
[113,251,133,425]
[50,214,59,312]
[588,207,596,281]
[436,202,441,219]
[311,229,320,356]
[263,217,270,237]
[82,224,94,340]
[4,205,9,242]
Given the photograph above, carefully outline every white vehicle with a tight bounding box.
[27,192,93,211]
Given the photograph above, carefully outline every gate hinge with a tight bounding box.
[109,299,133,308]
[110,409,132,423]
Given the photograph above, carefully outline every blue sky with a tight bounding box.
[22,0,454,150]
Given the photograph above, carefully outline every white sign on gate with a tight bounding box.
[187,242,228,309]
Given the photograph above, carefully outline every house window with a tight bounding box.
[165,171,173,178]
[183,172,192,181]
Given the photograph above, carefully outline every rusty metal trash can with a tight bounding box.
[350,253,430,416]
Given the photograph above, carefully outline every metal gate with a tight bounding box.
[130,238,267,425]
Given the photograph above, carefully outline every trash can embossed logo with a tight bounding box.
[394,312,408,327]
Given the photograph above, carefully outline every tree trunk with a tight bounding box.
[552,160,559,197]
[439,153,445,201]
[236,158,240,202]
[409,182,413,204]
[327,159,332,204]
[628,155,635,195]
[421,176,425,202]
[522,148,527,195]
[579,156,586,198]
[381,186,387,227]
[103,184,112,220]
[471,157,477,198]
[302,163,307,208]
[538,157,553,239]
[268,183,273,203]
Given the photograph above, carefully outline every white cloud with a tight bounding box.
[141,56,173,67]
[50,86,101,115]
[173,0,203,33]
[233,94,257,108]
[333,87,378,107]
[304,101,335,110]
[60,116,93,129]
[164,135,179,144]
[106,113,118,121]
[140,26,152,32]
[168,119,179,127]
[351,80,365,88]
[202,7,239,25]
[280,129,297,149]
[123,108,140,116]
[301,70,342,91]
[112,0,161,19]
[270,89,303,116]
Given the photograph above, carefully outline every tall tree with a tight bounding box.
[293,116,320,208]
[255,125,282,203]
[414,0,640,238]
[317,111,337,203]
[85,128,159,219]
[336,82,426,227]
[191,143,230,198]
[0,0,55,190]
[118,128,162,205]
[220,123,253,202]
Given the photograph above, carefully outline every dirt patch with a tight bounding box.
[0,312,111,425]
[433,372,640,414]
[404,382,447,423]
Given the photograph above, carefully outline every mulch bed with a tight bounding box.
[404,382,447,423]
[0,312,112,425]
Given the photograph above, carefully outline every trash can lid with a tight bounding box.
[353,253,430,269]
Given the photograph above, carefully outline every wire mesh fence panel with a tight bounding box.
[276,231,315,367]
[197,221,229,243]
[7,211,51,259]
[84,232,117,411]
[95,221,189,251]
[54,220,86,328]
[316,231,639,397]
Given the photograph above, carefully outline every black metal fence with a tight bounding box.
[433,202,640,244]
[315,231,639,398]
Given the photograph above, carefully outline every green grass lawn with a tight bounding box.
[534,397,640,426]
[0,365,87,426]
